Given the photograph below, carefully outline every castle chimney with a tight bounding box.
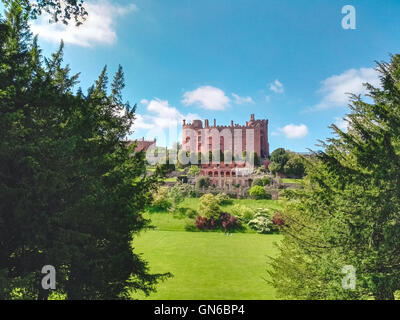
[183,119,186,125]
[205,119,209,127]
[231,120,234,127]
[250,114,255,121]
[213,119,216,127]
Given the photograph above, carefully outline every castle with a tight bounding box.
[182,114,269,159]
[182,114,269,187]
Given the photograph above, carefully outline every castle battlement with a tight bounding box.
[182,114,270,159]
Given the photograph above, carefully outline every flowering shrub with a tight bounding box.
[248,214,274,234]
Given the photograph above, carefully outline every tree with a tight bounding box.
[168,184,184,212]
[188,165,200,177]
[268,162,282,175]
[270,148,290,173]
[198,194,221,220]
[2,0,88,25]
[284,154,306,178]
[0,2,170,299]
[152,187,172,211]
[269,55,400,300]
[196,177,211,189]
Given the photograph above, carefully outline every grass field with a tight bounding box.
[281,178,302,184]
[180,198,283,212]
[133,231,282,300]
[134,198,283,300]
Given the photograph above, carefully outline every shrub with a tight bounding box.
[249,185,268,200]
[252,179,264,187]
[194,213,241,232]
[185,208,197,219]
[215,193,233,205]
[188,165,200,177]
[284,154,306,178]
[198,194,221,220]
[184,219,197,232]
[219,212,241,231]
[196,177,211,189]
[167,184,184,212]
[176,183,196,198]
[195,215,217,230]
[152,187,172,210]
[262,176,271,186]
[272,211,286,227]
[230,204,254,223]
[248,213,274,234]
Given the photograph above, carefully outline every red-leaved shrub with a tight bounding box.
[219,212,240,231]
[195,212,240,231]
[272,211,286,227]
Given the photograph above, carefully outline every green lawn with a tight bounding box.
[133,231,281,300]
[143,198,283,232]
[135,198,283,300]
[281,178,302,184]
[180,198,283,212]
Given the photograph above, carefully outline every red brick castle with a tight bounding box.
[182,114,269,159]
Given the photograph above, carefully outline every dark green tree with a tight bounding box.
[283,154,306,178]
[0,2,169,300]
[269,148,290,173]
[269,55,400,300]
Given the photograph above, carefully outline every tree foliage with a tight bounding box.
[0,2,169,299]
[2,0,88,25]
[198,194,221,220]
[283,154,306,178]
[269,55,400,300]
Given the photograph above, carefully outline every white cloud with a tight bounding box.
[231,93,254,105]
[269,79,284,94]
[134,114,155,130]
[134,98,200,130]
[31,1,137,47]
[279,124,309,139]
[182,86,230,110]
[265,95,271,103]
[334,116,350,132]
[311,68,380,111]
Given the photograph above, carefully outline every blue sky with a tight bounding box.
[11,0,400,152]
